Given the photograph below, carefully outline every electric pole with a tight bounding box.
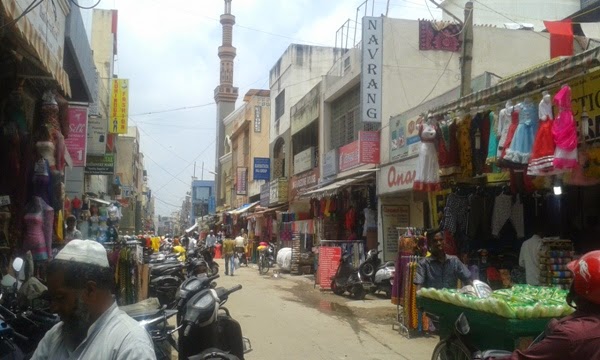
[460,2,474,98]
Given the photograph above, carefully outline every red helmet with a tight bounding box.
[259,242,268,247]
[567,251,600,304]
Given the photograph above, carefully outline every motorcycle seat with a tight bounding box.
[127,308,162,321]
[151,263,183,274]
[478,350,512,359]
[377,261,395,270]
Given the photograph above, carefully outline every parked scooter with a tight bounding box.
[359,249,395,298]
[195,245,220,276]
[178,284,252,360]
[331,251,374,300]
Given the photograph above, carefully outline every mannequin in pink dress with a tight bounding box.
[23,196,54,261]
[552,85,578,170]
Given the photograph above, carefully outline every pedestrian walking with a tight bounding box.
[223,237,236,276]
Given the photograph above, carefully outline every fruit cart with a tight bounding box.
[417,296,553,351]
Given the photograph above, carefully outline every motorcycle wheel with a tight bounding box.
[351,285,366,300]
[259,256,270,275]
[359,263,375,278]
[331,281,344,295]
[210,263,219,276]
[430,339,470,360]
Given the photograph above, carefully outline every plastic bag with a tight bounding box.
[234,257,240,269]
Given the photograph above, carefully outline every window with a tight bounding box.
[329,86,379,150]
[194,187,210,201]
[275,90,285,121]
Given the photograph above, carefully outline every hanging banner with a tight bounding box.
[361,16,383,123]
[382,205,410,262]
[390,113,423,162]
[339,140,360,172]
[109,78,129,134]
[65,106,88,166]
[236,167,248,195]
[317,246,342,289]
[253,157,270,180]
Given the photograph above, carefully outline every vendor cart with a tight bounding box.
[417,296,553,352]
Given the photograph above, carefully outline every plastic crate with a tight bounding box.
[417,296,553,351]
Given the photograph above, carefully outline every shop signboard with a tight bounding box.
[322,149,338,179]
[65,106,88,167]
[269,178,288,206]
[378,157,419,196]
[339,140,360,172]
[390,113,423,162]
[358,131,380,164]
[85,153,114,175]
[260,182,270,207]
[290,168,319,199]
[317,246,342,289]
[293,147,314,175]
[382,205,410,262]
[236,167,248,195]
[253,157,270,180]
[361,16,383,123]
[109,79,129,134]
[87,116,107,156]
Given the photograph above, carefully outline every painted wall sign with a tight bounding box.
[361,16,383,123]
[293,147,315,175]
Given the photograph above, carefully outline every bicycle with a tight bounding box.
[258,250,270,275]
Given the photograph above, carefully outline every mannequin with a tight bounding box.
[553,85,578,170]
[32,158,52,205]
[497,100,514,158]
[504,97,538,165]
[528,91,556,175]
[413,113,441,191]
[23,197,54,261]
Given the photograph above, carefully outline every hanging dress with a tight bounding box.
[497,107,513,158]
[498,108,520,168]
[437,118,460,176]
[552,86,579,170]
[457,115,473,178]
[528,96,556,175]
[413,122,441,192]
[504,100,538,165]
[486,111,499,166]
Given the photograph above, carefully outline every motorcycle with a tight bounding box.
[195,245,220,276]
[257,242,275,275]
[178,283,252,360]
[431,311,545,360]
[330,251,374,300]
[235,248,248,267]
[359,249,395,298]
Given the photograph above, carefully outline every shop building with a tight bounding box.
[115,127,145,234]
[191,180,216,223]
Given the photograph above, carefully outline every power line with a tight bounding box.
[69,0,101,9]
[0,0,45,31]
[130,102,215,117]
[129,116,190,163]
[154,196,182,209]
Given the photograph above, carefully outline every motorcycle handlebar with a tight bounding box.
[219,284,242,300]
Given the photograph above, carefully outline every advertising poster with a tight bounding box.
[109,78,129,134]
[317,246,342,289]
[65,106,88,166]
[382,205,410,262]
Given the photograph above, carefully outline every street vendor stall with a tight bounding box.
[417,285,573,352]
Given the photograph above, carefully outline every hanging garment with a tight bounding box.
[552,86,578,170]
[413,123,441,191]
[392,252,411,305]
[504,101,539,165]
[528,115,556,176]
[442,193,469,235]
[33,159,52,205]
[497,107,513,158]
[437,118,461,176]
[491,194,525,238]
[457,116,473,178]
[499,109,519,160]
[23,197,54,261]
[471,112,491,175]
[486,111,499,166]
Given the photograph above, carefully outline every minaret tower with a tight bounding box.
[214,0,238,207]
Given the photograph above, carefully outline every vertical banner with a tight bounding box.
[65,106,88,166]
[236,167,248,195]
[254,105,262,132]
[361,16,383,123]
[109,78,129,134]
[382,205,410,262]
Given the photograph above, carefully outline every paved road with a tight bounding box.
[212,259,438,360]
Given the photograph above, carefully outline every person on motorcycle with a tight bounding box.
[172,237,187,262]
[234,231,248,265]
[31,240,156,360]
[495,250,600,360]
[205,230,217,256]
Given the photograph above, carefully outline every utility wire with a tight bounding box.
[69,0,101,9]
[0,0,45,31]
[130,102,216,117]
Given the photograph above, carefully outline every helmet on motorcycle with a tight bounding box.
[567,251,600,305]
[259,242,268,247]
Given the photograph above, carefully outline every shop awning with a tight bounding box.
[228,201,260,215]
[248,204,288,218]
[300,173,373,198]
[433,46,600,114]
[185,223,198,233]
[1,0,72,96]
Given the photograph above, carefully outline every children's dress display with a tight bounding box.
[499,107,519,160]
[486,111,498,165]
[496,103,513,158]
[552,85,578,170]
[528,92,556,175]
[413,122,441,192]
[503,99,539,165]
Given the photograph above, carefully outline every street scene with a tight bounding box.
[2,0,600,359]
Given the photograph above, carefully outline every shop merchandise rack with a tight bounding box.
[392,255,425,338]
[538,239,574,289]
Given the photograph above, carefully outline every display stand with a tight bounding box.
[539,239,574,289]
[392,255,423,338]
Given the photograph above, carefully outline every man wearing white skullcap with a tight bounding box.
[31,240,156,360]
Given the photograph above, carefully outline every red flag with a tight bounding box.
[544,20,574,58]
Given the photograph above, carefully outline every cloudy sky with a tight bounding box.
[78,0,441,216]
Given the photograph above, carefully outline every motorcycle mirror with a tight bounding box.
[210,282,217,289]
[455,313,470,335]
[12,258,24,273]
[243,337,253,354]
